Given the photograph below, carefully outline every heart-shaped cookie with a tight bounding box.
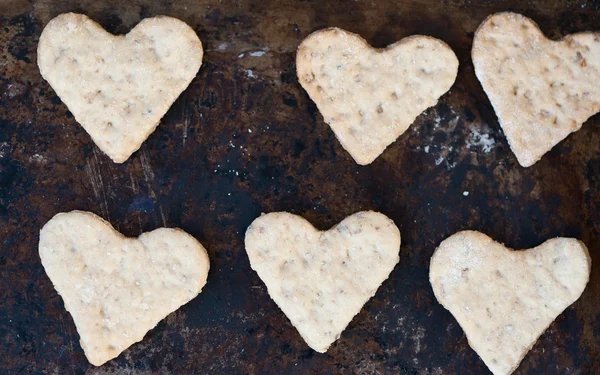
[37,13,203,163]
[473,12,600,167]
[39,211,210,366]
[429,231,591,375]
[244,211,400,352]
[297,28,458,165]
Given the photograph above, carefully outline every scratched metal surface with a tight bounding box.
[0,0,599,374]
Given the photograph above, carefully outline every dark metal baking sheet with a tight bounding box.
[0,0,599,373]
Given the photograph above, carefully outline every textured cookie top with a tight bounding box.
[430,231,591,375]
[37,13,203,162]
[39,211,210,366]
[245,211,400,352]
[297,28,458,165]
[473,12,600,167]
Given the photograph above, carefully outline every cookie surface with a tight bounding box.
[297,28,458,165]
[37,13,203,163]
[39,211,210,366]
[244,211,400,352]
[430,231,591,375]
[473,12,600,167]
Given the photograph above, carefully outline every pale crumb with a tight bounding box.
[466,129,496,153]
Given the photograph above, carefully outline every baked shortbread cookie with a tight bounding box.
[245,211,400,352]
[430,231,591,375]
[37,13,203,163]
[39,211,210,366]
[297,28,458,165]
[473,12,600,167]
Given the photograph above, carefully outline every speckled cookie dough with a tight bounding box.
[297,27,458,165]
[37,13,203,163]
[473,12,600,167]
[429,231,591,375]
[39,211,210,366]
[244,211,400,352]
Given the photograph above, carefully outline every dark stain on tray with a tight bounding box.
[0,0,599,374]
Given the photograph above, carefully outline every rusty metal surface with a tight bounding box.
[0,0,599,374]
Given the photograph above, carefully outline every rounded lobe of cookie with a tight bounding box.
[297,28,458,165]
